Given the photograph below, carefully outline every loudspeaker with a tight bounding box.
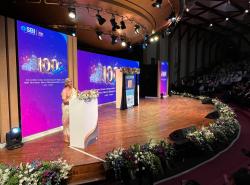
[205,110,219,119]
[201,97,213,104]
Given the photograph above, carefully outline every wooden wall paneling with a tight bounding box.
[0,16,10,143]
[7,18,19,128]
[72,36,78,90]
[67,36,74,84]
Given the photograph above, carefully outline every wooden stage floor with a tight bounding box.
[0,96,214,167]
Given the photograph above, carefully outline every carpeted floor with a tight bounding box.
[156,105,250,185]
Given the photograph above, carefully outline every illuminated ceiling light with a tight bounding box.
[120,20,126,29]
[209,23,213,27]
[96,30,103,40]
[186,8,190,12]
[121,41,127,47]
[225,17,229,21]
[134,24,141,34]
[72,32,76,37]
[150,37,155,43]
[96,12,106,25]
[111,35,118,45]
[68,7,76,19]
[153,35,159,42]
[128,42,132,49]
[152,30,155,34]
[152,0,162,8]
[110,15,120,31]
[245,9,249,14]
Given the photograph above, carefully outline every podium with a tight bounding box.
[69,98,98,149]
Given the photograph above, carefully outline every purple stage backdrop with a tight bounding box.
[77,50,139,104]
[160,61,168,96]
[17,21,68,137]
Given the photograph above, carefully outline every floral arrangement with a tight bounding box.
[105,92,240,182]
[120,67,140,74]
[77,89,99,102]
[0,158,72,185]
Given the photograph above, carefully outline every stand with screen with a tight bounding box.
[69,97,98,149]
[116,68,140,110]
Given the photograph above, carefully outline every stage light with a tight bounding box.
[225,17,229,21]
[165,28,171,35]
[96,12,106,25]
[110,15,120,31]
[245,9,249,14]
[128,42,132,49]
[6,127,23,150]
[142,42,148,49]
[134,24,141,34]
[68,7,76,19]
[150,37,155,43]
[186,8,190,12]
[120,20,126,29]
[154,35,159,42]
[121,41,127,47]
[96,30,103,40]
[152,0,162,8]
[111,35,118,45]
[152,30,155,34]
[209,23,213,27]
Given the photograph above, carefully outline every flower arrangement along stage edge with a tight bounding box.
[104,92,240,183]
[0,158,72,185]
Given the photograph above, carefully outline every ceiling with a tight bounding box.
[182,0,250,39]
[1,0,184,50]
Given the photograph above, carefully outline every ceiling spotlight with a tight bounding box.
[152,30,156,34]
[110,15,120,31]
[186,8,190,12]
[154,35,159,42]
[165,28,171,35]
[152,0,162,8]
[245,9,249,14]
[96,12,106,25]
[72,32,76,37]
[96,30,103,40]
[150,37,155,43]
[111,35,118,45]
[121,41,127,47]
[134,24,141,34]
[68,7,76,19]
[142,42,148,49]
[128,42,132,49]
[120,20,126,29]
[225,17,229,21]
[209,23,213,27]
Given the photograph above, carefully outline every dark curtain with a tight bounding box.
[120,73,127,110]
[134,74,138,106]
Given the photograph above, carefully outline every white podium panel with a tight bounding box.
[69,98,98,149]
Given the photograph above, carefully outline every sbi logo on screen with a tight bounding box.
[21,25,44,37]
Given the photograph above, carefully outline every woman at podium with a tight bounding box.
[61,78,77,143]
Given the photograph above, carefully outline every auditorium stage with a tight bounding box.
[0,96,214,184]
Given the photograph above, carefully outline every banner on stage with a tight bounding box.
[17,20,68,137]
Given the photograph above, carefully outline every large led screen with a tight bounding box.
[17,21,68,137]
[77,50,139,104]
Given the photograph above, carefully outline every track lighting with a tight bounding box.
[111,35,118,45]
[120,20,126,29]
[68,7,76,19]
[134,24,141,34]
[96,12,106,25]
[96,30,103,40]
[110,15,120,31]
[152,0,162,8]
